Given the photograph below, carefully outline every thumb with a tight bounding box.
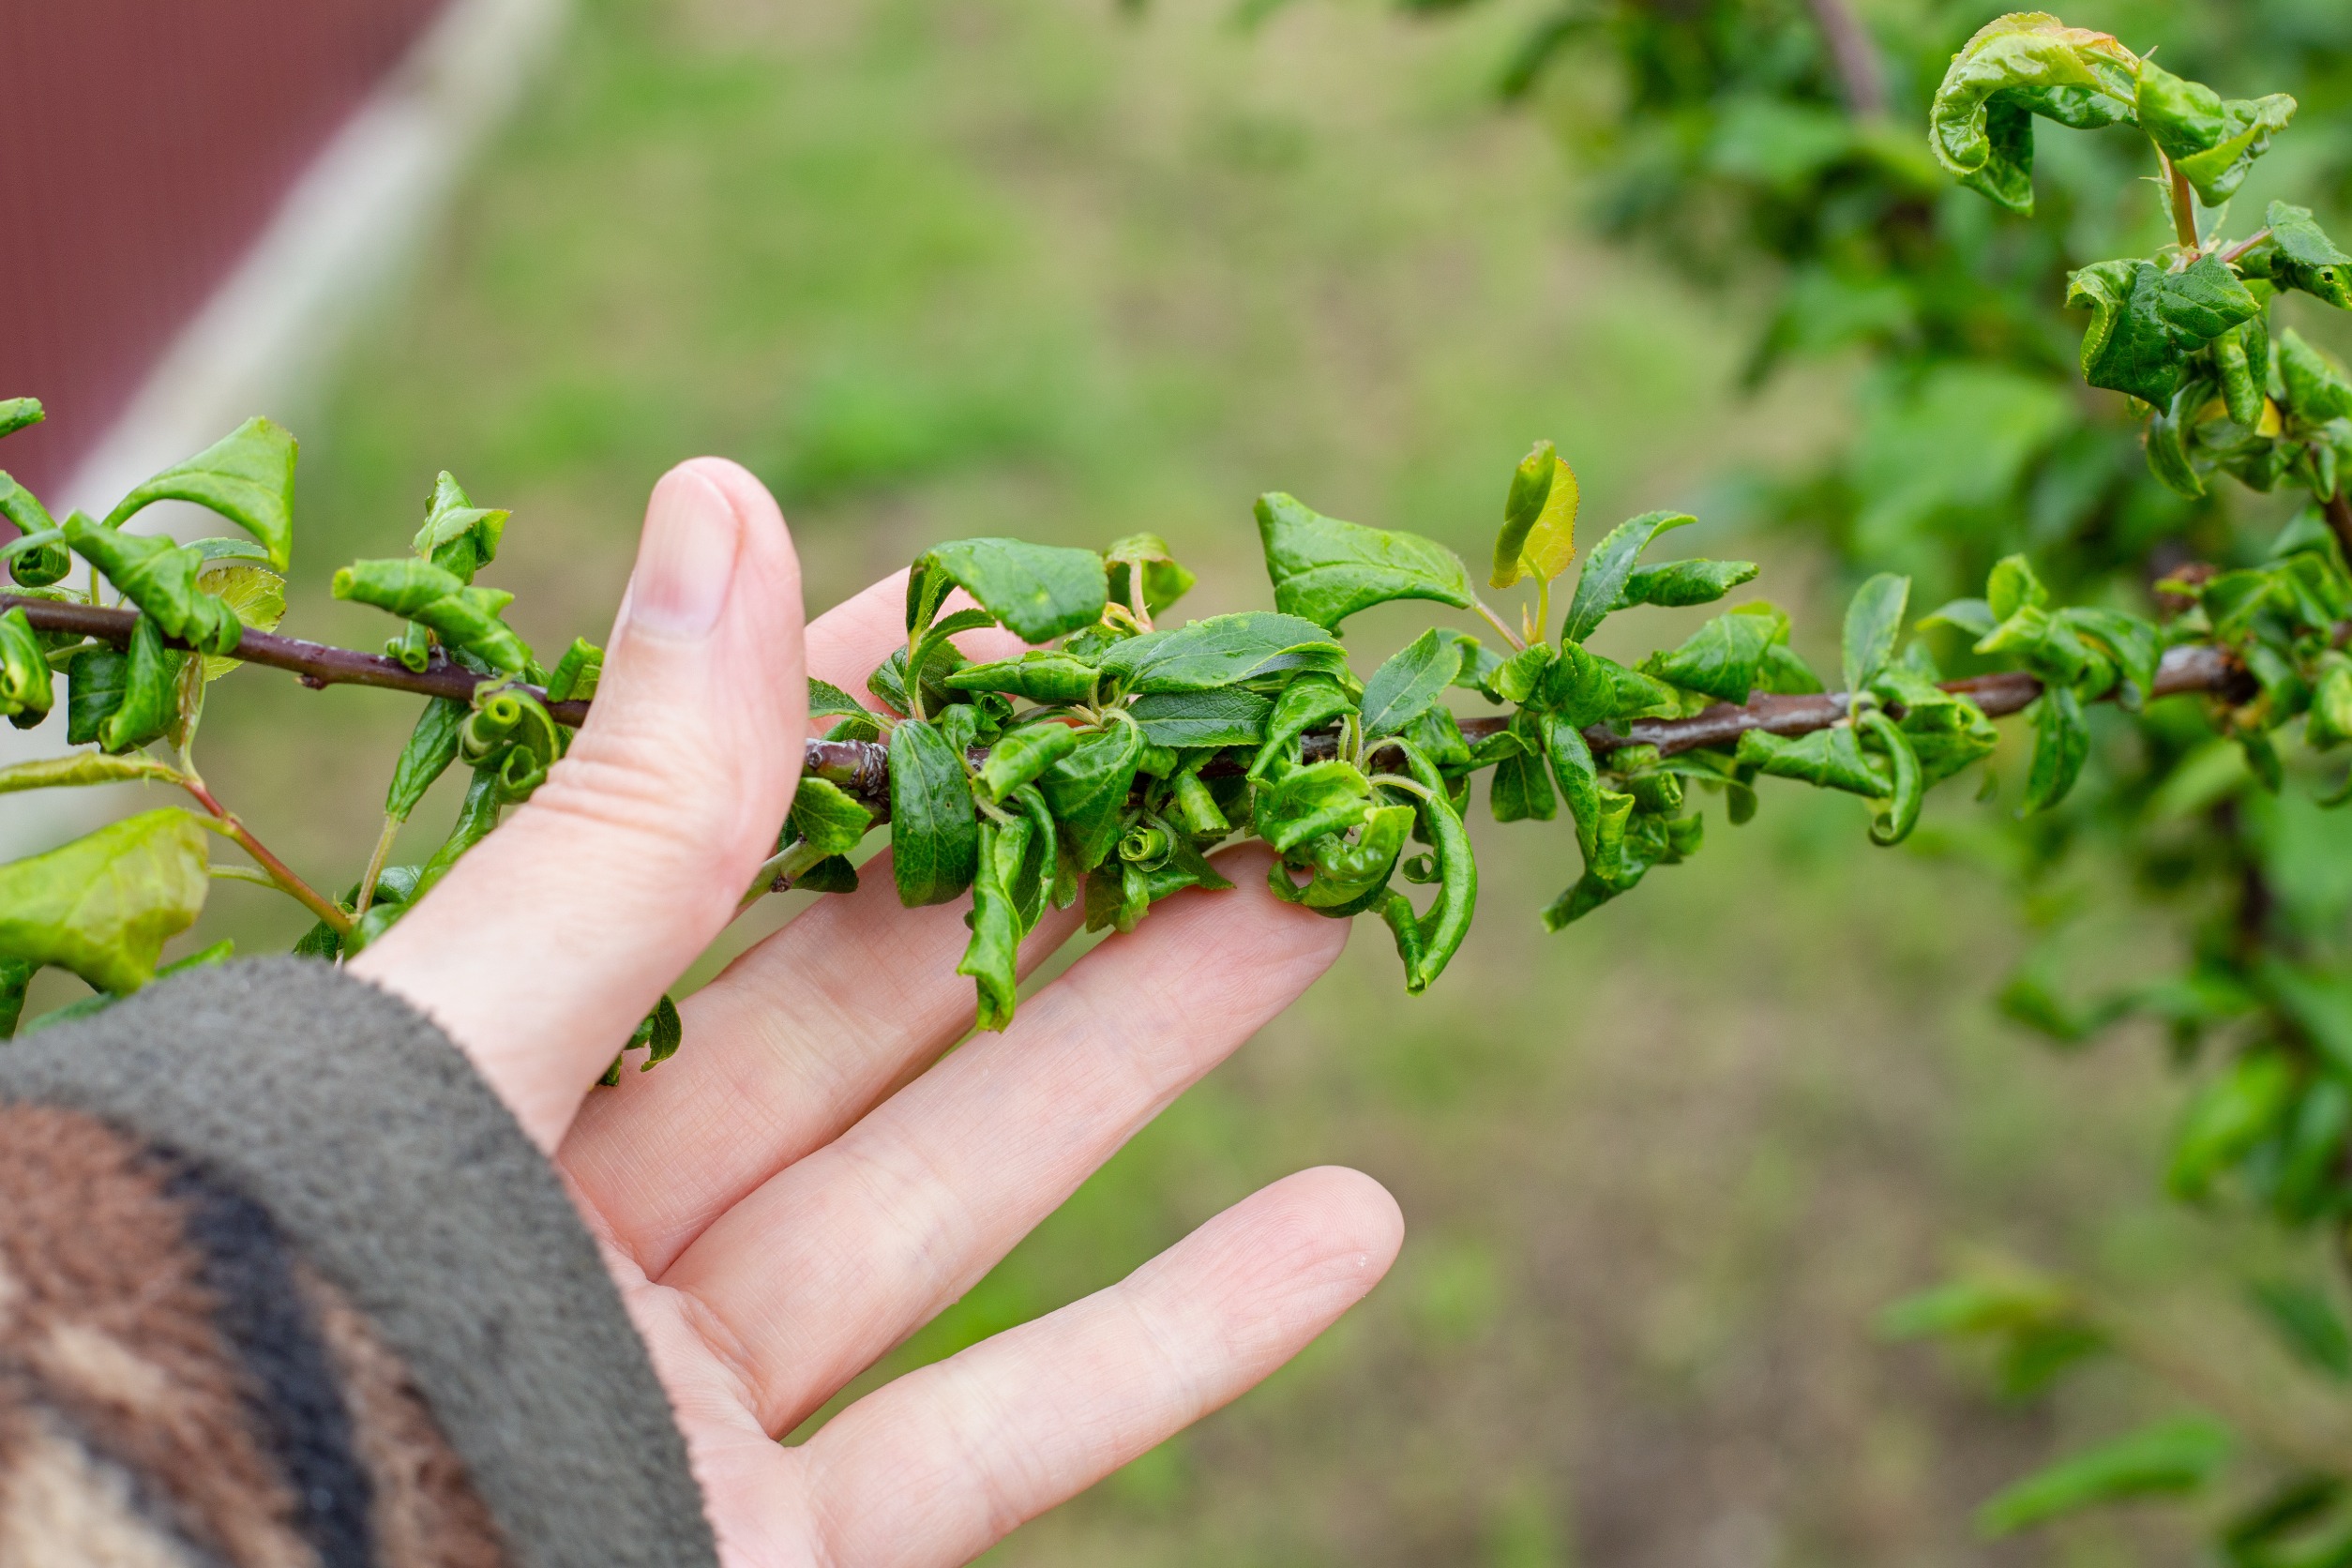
[353,458,807,1149]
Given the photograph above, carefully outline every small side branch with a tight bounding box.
[1802,0,1887,118]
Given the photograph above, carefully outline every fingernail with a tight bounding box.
[626,467,739,640]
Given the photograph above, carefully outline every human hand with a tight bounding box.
[351,460,1404,1567]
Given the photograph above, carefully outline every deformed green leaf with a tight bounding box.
[333,558,534,674]
[1255,492,1474,630]
[2136,59,2297,205]
[1376,742,1475,991]
[790,776,875,857]
[1098,611,1347,694]
[99,616,183,755]
[1128,686,1273,747]
[547,639,605,703]
[944,651,1100,706]
[2023,684,2089,813]
[1259,760,1376,852]
[958,813,1033,1031]
[2279,329,2352,423]
[888,717,978,906]
[978,720,1080,801]
[411,472,507,580]
[1737,725,1891,796]
[1859,710,1923,845]
[0,608,53,727]
[384,699,467,822]
[2252,201,2352,309]
[1618,558,1759,610]
[1040,718,1146,872]
[103,416,298,572]
[60,513,241,656]
[912,537,1108,642]
[1644,604,1784,704]
[1562,511,1694,643]
[1249,673,1354,779]
[0,398,41,441]
[1928,13,2141,215]
[1106,534,1197,619]
[0,750,183,794]
[2066,257,2261,407]
[0,808,209,994]
[192,559,285,681]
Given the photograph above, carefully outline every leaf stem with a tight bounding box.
[1470,596,1527,653]
[176,776,353,935]
[354,816,400,919]
[2218,227,2273,266]
[2161,149,2200,254]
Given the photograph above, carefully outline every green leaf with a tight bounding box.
[2278,329,2352,423]
[1490,442,1578,589]
[888,717,978,906]
[2066,257,2262,407]
[1737,726,1891,796]
[2023,685,2088,814]
[191,558,285,681]
[911,537,1108,642]
[2311,664,2352,750]
[1978,1418,2232,1538]
[958,813,1033,1031]
[978,720,1081,802]
[411,471,507,580]
[1376,742,1476,991]
[1561,510,1694,643]
[65,645,128,747]
[1928,13,2141,215]
[1842,573,1909,693]
[2254,201,2352,309]
[1255,492,1474,630]
[789,776,876,857]
[384,699,468,822]
[796,855,859,895]
[1270,804,1411,913]
[0,957,28,1037]
[1097,611,1347,694]
[2135,59,2296,205]
[1249,673,1355,780]
[1040,719,1146,872]
[1359,629,1457,737]
[0,608,53,726]
[2213,325,2266,430]
[0,750,183,794]
[1105,533,1197,619]
[98,615,183,755]
[1534,639,1618,726]
[333,558,534,674]
[626,994,684,1070]
[2249,1279,2352,1380]
[1128,686,1273,747]
[1618,558,1759,610]
[1869,667,2001,785]
[0,808,209,994]
[60,513,241,656]
[1259,760,1375,852]
[2061,607,2161,708]
[1920,597,1999,640]
[1858,710,1923,845]
[0,398,41,440]
[1644,605,1781,705]
[1488,711,1557,823]
[2170,1050,2296,1200]
[943,650,1100,705]
[547,639,605,703]
[102,416,298,572]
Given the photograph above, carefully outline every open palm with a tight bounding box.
[353,460,1403,1568]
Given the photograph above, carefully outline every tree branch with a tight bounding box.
[1802,0,1887,119]
[7,591,2249,807]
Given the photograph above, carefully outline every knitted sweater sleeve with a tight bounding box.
[0,957,718,1568]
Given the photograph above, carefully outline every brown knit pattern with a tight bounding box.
[0,1104,510,1568]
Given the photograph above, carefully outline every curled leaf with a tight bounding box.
[2135,58,2296,205]
[333,558,534,674]
[60,513,242,656]
[889,717,979,906]
[1490,442,1578,589]
[1928,13,2141,215]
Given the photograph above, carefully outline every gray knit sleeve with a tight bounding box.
[0,956,718,1568]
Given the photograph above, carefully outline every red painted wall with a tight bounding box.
[0,0,448,499]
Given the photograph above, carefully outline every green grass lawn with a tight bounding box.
[143,0,2327,1560]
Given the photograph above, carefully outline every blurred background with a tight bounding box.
[8,0,2351,1561]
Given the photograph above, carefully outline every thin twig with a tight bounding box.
[1802,0,1887,118]
[177,775,354,935]
[1,594,589,726]
[2163,150,2201,254]
[7,589,2250,807]
[2219,227,2273,266]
